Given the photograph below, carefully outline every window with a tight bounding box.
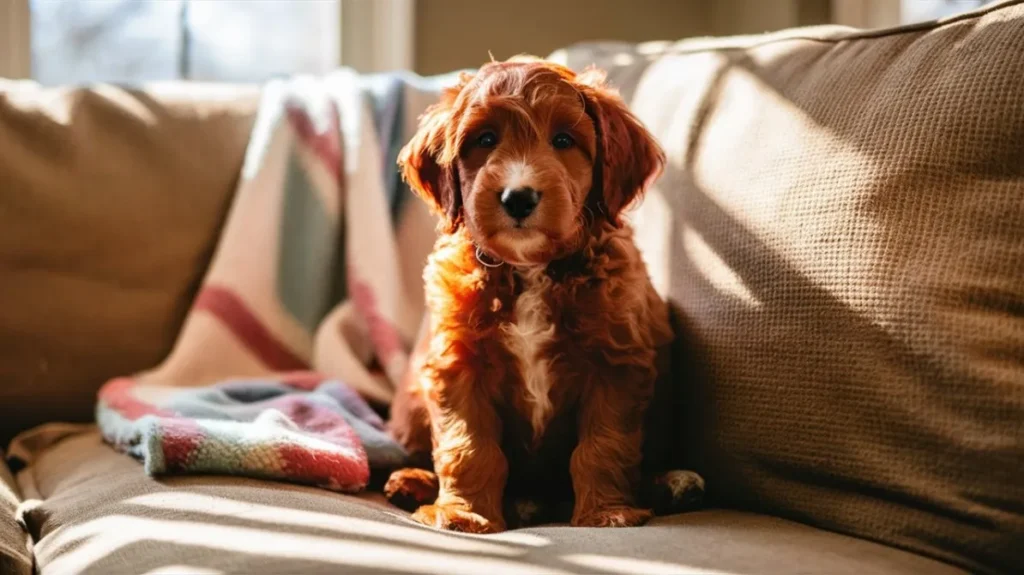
[0,0,413,83]
[832,0,997,28]
[30,0,340,86]
[900,0,993,24]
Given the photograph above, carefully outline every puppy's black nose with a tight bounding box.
[500,187,540,220]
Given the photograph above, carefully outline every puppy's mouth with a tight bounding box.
[498,225,539,237]
[493,225,560,247]
[484,227,552,266]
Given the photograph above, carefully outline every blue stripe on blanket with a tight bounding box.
[360,70,471,223]
[272,70,469,336]
[360,74,405,220]
[277,148,340,334]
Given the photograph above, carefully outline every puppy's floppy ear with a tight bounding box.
[577,68,665,226]
[398,80,467,233]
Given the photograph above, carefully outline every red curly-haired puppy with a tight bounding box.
[385,56,703,533]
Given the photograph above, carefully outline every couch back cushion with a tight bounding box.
[0,82,259,444]
[608,2,1022,573]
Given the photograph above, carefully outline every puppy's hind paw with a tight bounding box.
[645,469,705,516]
[504,497,549,528]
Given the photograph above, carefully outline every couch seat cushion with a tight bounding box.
[14,429,965,575]
[0,452,31,575]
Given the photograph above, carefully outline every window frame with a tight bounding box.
[831,0,902,28]
[0,0,30,79]
[341,0,414,73]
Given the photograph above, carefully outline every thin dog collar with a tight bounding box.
[475,245,504,268]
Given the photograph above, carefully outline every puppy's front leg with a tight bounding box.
[412,371,508,533]
[571,375,652,528]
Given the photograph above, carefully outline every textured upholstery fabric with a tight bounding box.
[0,82,259,444]
[617,2,1024,574]
[14,429,965,575]
[0,451,31,575]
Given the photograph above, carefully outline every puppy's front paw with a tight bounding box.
[411,504,505,533]
[572,505,653,528]
[384,468,439,511]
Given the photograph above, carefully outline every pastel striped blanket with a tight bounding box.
[96,70,461,493]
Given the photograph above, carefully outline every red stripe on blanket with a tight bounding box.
[193,286,309,372]
[280,371,329,391]
[278,440,369,491]
[158,417,205,471]
[285,102,342,178]
[98,377,174,420]
[348,270,404,371]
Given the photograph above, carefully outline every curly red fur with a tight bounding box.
[387,56,677,533]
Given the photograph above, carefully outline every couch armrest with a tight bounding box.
[0,452,31,575]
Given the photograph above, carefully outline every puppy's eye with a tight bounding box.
[551,132,575,150]
[476,131,499,149]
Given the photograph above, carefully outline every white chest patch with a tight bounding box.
[500,267,556,440]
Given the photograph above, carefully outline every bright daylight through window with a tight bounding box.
[30,0,340,85]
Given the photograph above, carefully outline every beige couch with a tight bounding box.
[2,2,1022,573]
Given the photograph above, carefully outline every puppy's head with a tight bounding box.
[399,56,664,267]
